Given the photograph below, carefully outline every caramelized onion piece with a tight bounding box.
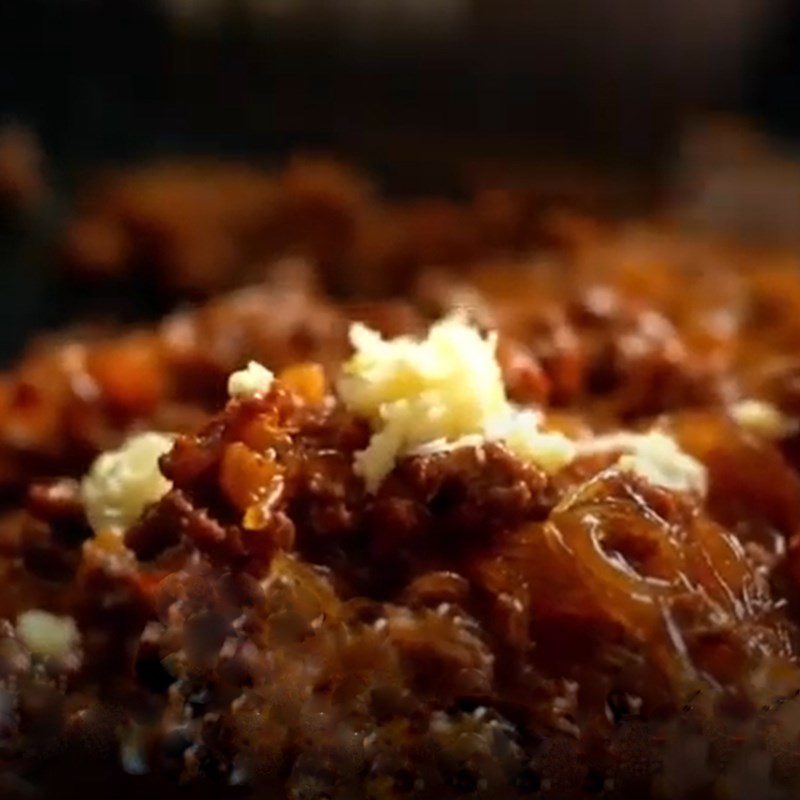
[476,470,785,691]
[669,411,800,540]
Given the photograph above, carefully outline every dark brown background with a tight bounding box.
[0,0,798,361]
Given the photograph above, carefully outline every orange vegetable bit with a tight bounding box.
[239,411,286,452]
[220,441,282,512]
[277,362,327,405]
[87,336,168,417]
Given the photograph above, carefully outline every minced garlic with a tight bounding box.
[486,409,577,476]
[730,399,795,440]
[337,315,575,491]
[579,430,707,495]
[16,610,80,660]
[81,431,174,534]
[228,360,274,399]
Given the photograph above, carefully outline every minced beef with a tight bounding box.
[6,351,800,798]
[7,190,800,796]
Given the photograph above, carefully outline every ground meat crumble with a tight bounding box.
[4,345,800,798]
[5,181,800,796]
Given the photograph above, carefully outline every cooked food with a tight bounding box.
[8,164,800,797]
[0,276,407,496]
[59,157,614,298]
[5,239,800,798]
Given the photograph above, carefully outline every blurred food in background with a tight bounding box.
[52,116,800,304]
[672,118,800,244]
[58,155,642,299]
[2,0,799,354]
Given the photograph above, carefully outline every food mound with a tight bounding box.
[7,208,800,799]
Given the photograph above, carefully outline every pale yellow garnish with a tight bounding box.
[731,399,795,440]
[579,430,706,495]
[487,409,577,476]
[228,360,275,400]
[81,431,174,534]
[337,315,575,491]
[16,610,80,660]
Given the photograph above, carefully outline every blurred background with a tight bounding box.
[1,0,800,361]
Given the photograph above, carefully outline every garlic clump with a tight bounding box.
[578,430,707,495]
[228,360,275,399]
[338,315,575,491]
[81,431,174,534]
[17,609,80,660]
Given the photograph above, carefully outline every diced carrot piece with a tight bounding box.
[278,362,326,404]
[220,442,281,511]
